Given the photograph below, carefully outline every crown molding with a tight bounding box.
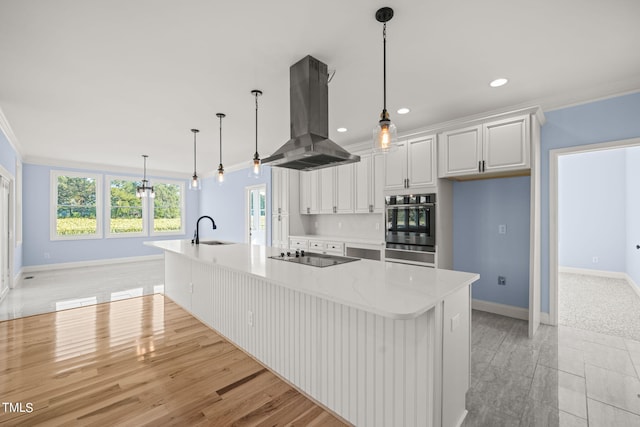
[23,155,189,180]
[0,106,23,158]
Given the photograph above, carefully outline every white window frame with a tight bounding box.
[150,179,185,237]
[105,175,147,238]
[50,170,103,241]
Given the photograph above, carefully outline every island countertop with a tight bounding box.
[147,240,479,320]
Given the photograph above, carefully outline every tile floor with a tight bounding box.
[2,261,639,426]
[463,310,640,427]
[0,259,164,321]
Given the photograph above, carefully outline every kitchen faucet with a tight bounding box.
[192,215,217,244]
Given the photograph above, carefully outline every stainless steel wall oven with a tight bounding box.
[385,194,436,266]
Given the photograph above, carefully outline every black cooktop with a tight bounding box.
[269,252,360,268]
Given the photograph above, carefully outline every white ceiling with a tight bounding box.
[1,0,639,176]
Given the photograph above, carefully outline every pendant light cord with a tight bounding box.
[383,22,387,113]
[255,93,259,155]
[219,115,223,164]
[193,132,197,175]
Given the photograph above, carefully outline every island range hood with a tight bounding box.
[262,55,360,171]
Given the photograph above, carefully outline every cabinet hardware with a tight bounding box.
[482,160,486,172]
[278,207,281,214]
[406,178,410,188]
[478,161,481,173]
[306,207,310,214]
[369,204,373,213]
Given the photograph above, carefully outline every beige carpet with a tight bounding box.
[559,272,640,341]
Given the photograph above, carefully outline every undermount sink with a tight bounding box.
[198,240,231,245]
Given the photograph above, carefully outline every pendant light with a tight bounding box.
[216,113,226,183]
[190,128,201,190]
[250,89,263,177]
[136,154,155,198]
[373,7,397,152]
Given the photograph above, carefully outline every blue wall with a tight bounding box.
[197,166,272,243]
[22,163,198,266]
[558,149,627,272]
[541,92,640,312]
[0,129,22,274]
[453,177,531,308]
[626,147,640,287]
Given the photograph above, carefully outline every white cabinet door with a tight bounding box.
[164,252,192,311]
[372,154,385,212]
[309,170,319,214]
[483,115,530,173]
[438,125,482,178]
[407,135,436,187]
[271,214,289,248]
[299,171,311,214]
[271,168,289,215]
[335,164,354,213]
[354,154,372,213]
[319,167,335,214]
[384,140,407,191]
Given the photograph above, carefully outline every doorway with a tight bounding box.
[0,171,12,300]
[550,137,640,332]
[245,184,266,245]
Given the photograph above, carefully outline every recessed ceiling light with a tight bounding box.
[397,107,410,115]
[489,78,509,88]
[337,127,347,133]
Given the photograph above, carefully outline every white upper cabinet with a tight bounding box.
[335,163,354,213]
[355,153,384,213]
[299,170,319,214]
[271,167,289,215]
[438,115,530,178]
[319,167,335,214]
[385,135,436,191]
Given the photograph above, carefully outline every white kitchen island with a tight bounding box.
[147,240,479,427]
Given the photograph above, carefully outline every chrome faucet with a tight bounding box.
[193,215,217,244]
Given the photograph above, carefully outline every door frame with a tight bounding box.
[245,183,267,245]
[549,136,640,325]
[0,163,14,294]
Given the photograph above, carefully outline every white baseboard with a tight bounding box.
[12,269,22,288]
[21,254,163,274]
[472,299,529,320]
[559,266,627,279]
[624,273,640,300]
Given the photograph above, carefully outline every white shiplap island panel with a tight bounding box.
[148,240,479,427]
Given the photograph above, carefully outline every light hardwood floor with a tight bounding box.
[0,294,349,426]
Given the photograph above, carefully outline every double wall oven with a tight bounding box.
[385,194,436,266]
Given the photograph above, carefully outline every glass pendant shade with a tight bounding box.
[373,112,397,152]
[190,174,200,190]
[217,164,224,183]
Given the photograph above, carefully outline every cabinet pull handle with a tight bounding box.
[482,160,486,172]
[307,207,310,214]
[478,161,481,173]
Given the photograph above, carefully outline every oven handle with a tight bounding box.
[385,203,435,208]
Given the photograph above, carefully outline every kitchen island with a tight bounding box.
[147,240,479,427]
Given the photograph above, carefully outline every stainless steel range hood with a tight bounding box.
[262,55,360,171]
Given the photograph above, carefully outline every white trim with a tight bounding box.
[472,299,529,321]
[26,155,187,179]
[0,106,23,157]
[21,254,163,274]
[625,273,640,300]
[50,169,104,241]
[0,165,15,291]
[549,136,640,326]
[558,266,628,279]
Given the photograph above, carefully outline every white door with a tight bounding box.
[407,135,436,187]
[0,176,10,297]
[246,184,266,245]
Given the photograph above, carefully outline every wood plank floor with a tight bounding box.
[0,294,349,426]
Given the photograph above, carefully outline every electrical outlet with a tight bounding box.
[498,276,506,285]
[189,283,193,293]
[498,224,507,234]
[247,310,254,327]
[592,256,599,264]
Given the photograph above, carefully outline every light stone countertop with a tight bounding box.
[147,240,479,320]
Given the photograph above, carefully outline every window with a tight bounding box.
[107,177,145,237]
[151,181,184,235]
[51,171,102,240]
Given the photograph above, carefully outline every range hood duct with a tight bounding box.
[262,55,360,171]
